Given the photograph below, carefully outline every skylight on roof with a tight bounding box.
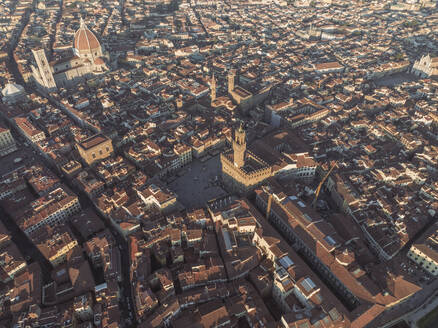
[303,213,313,222]
[329,308,340,321]
[301,277,316,292]
[276,267,288,280]
[279,255,294,269]
[222,229,232,251]
[297,201,306,208]
[324,235,337,246]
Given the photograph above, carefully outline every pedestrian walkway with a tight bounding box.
[407,290,438,328]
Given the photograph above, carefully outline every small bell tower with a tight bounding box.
[210,73,216,105]
[228,70,235,94]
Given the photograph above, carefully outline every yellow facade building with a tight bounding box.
[76,134,114,166]
[32,225,78,267]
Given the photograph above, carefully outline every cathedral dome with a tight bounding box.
[74,18,101,53]
[2,83,24,98]
[94,57,104,65]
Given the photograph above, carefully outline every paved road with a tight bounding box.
[408,290,438,328]
[376,277,438,328]
[0,147,28,176]
[6,0,36,88]
[374,72,419,87]
[0,206,53,283]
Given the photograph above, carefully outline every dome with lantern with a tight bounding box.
[73,18,103,59]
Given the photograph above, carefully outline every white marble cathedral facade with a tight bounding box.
[32,18,108,91]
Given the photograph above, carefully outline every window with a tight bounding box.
[92,153,96,159]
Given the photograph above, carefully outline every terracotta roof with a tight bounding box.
[198,301,230,327]
[74,20,100,52]
[94,57,104,65]
[78,134,109,150]
[351,304,385,328]
[314,61,343,70]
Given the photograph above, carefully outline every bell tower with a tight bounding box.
[228,70,235,94]
[233,123,246,168]
[32,49,57,91]
[210,73,216,105]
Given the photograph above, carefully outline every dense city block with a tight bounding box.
[0,0,437,328]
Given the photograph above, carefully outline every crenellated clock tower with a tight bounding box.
[233,124,246,168]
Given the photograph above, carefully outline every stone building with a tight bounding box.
[220,127,318,195]
[31,18,108,91]
[76,134,114,166]
[227,70,272,113]
[31,225,78,267]
[220,125,272,195]
[411,54,438,78]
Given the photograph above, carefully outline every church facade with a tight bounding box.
[32,18,108,91]
[411,54,438,78]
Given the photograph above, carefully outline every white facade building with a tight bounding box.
[412,54,438,78]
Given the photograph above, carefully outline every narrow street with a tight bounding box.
[56,166,135,326]
[6,0,37,89]
[68,183,135,327]
[408,292,438,328]
[47,0,64,60]
[0,206,53,284]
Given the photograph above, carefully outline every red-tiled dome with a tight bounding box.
[94,57,104,65]
[74,19,100,52]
